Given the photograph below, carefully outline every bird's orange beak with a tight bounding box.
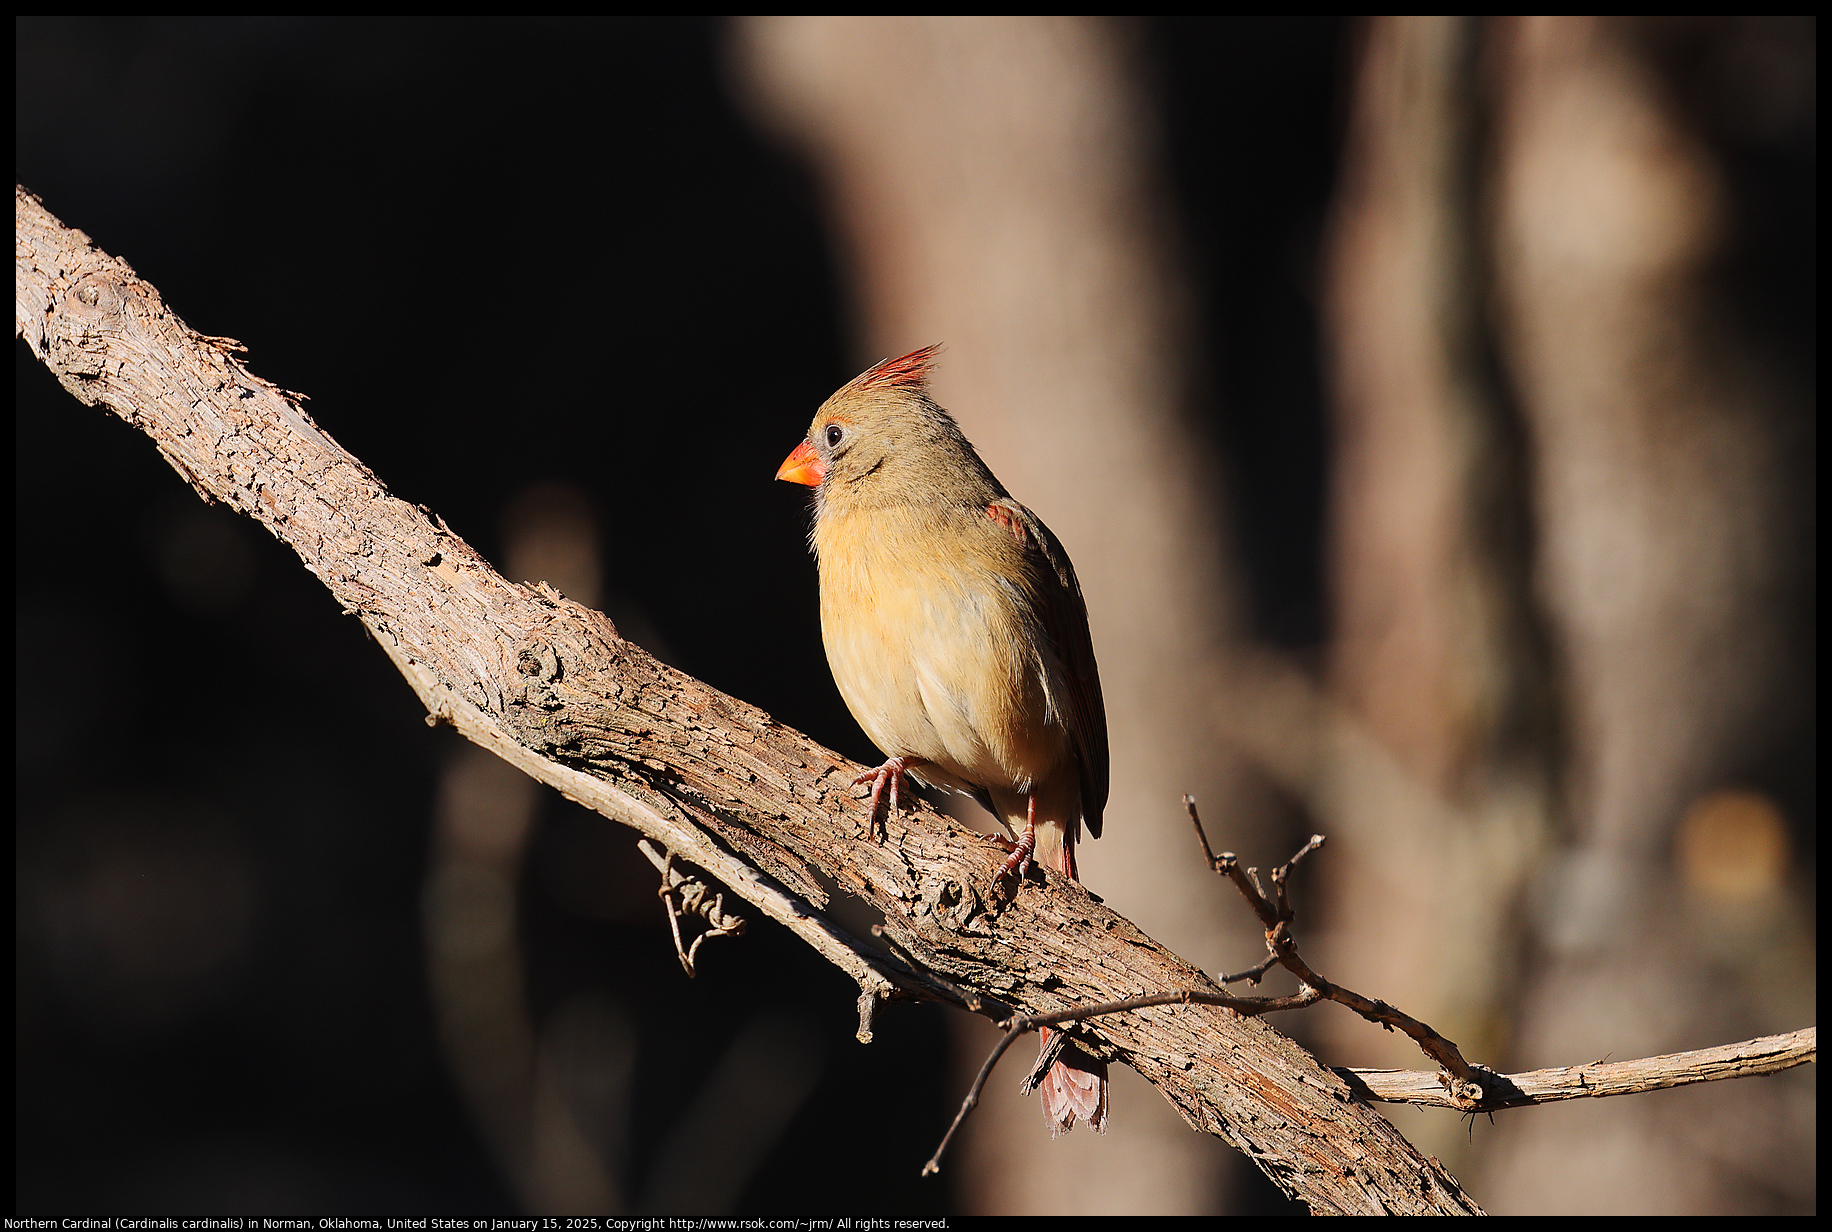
[775,439,827,487]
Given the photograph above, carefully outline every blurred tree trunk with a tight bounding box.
[1317,14,1561,1178]
[1478,16,1815,1213]
[731,15,1264,1216]
[1324,15,1815,1212]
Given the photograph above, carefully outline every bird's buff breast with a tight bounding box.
[815,513,1065,795]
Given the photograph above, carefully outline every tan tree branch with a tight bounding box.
[16,184,1483,1215]
[1339,1028,1817,1110]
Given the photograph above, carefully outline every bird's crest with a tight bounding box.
[845,343,943,394]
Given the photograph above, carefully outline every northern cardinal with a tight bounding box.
[776,344,1110,1136]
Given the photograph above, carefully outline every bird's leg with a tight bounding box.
[997,794,1039,883]
[852,756,924,842]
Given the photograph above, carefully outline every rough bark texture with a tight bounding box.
[15,185,1483,1214]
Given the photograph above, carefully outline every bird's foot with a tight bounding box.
[996,819,1037,884]
[853,757,922,842]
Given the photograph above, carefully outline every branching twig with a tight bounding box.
[1186,796,1486,1105]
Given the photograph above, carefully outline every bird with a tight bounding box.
[775,343,1111,1136]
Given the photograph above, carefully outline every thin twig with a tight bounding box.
[1185,791,1226,872]
[1216,953,1282,986]
[923,1024,1027,1176]
[1335,1027,1816,1109]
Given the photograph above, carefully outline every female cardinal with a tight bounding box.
[776,344,1110,1136]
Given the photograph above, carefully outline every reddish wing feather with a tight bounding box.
[986,501,1027,545]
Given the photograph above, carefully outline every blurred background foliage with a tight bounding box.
[14,17,1813,1216]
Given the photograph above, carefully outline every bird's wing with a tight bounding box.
[987,498,1110,839]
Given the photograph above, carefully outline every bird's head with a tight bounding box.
[776,344,995,516]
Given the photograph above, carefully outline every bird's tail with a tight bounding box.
[1036,824,1108,1135]
[1037,1027,1109,1137]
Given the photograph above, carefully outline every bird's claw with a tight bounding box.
[995,822,1037,887]
[853,757,920,842]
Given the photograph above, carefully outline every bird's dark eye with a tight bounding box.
[825,424,844,448]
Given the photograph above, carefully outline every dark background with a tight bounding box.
[15,17,1345,1213]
